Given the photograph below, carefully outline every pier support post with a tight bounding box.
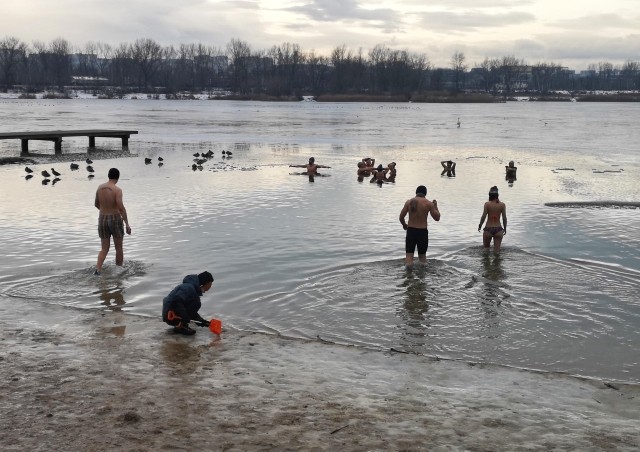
[21,139,29,155]
[89,136,96,148]
[121,136,129,148]
[54,138,62,154]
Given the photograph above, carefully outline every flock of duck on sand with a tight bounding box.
[23,149,235,184]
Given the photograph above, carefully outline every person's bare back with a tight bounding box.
[95,182,122,215]
[401,196,439,229]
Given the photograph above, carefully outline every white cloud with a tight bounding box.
[0,0,637,70]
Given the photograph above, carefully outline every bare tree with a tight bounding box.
[49,37,72,89]
[531,62,563,94]
[499,55,526,97]
[620,60,640,90]
[305,50,330,95]
[130,38,163,90]
[0,36,28,89]
[450,51,467,93]
[226,38,251,93]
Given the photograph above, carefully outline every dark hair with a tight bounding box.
[309,157,315,164]
[198,271,214,286]
[108,168,120,180]
[489,186,499,201]
[416,185,427,196]
[377,164,384,171]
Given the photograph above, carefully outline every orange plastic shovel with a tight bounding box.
[209,318,222,335]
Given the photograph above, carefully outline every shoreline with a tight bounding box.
[2,297,638,450]
[2,90,639,103]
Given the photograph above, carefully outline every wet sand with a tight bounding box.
[1,297,638,451]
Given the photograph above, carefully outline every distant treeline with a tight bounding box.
[1,36,639,99]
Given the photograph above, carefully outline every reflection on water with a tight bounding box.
[99,286,126,311]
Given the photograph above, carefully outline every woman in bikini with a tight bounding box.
[478,186,507,253]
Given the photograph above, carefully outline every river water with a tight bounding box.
[0,99,638,383]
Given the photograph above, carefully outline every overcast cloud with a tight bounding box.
[2,0,638,70]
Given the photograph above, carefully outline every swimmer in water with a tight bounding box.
[290,157,331,175]
[478,186,507,253]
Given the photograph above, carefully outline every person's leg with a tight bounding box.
[405,252,414,267]
[417,230,428,264]
[114,236,124,266]
[96,237,110,272]
[493,232,504,253]
[405,230,416,267]
[482,231,492,249]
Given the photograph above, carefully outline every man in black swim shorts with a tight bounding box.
[399,185,441,267]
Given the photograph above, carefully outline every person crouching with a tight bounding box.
[162,271,214,335]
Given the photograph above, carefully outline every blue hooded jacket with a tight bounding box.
[162,274,204,322]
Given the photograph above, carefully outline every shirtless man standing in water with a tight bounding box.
[94,168,131,275]
[478,186,507,253]
[399,185,441,267]
[289,157,331,175]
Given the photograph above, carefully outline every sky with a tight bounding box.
[3,0,639,70]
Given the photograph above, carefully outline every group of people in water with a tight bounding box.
[356,157,397,184]
[93,156,512,333]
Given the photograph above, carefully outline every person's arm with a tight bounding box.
[94,190,100,210]
[399,203,409,230]
[289,164,305,168]
[115,189,132,235]
[478,204,488,231]
[430,200,441,221]
[193,312,210,326]
[316,164,331,169]
[501,204,507,234]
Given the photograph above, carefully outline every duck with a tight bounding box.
[191,164,198,171]
[70,163,79,170]
[193,152,200,157]
[51,168,61,177]
[86,158,93,164]
[41,178,50,185]
[41,170,51,178]
[158,157,164,161]
[25,174,33,180]
[25,166,33,173]
[144,158,152,164]
[52,178,61,185]
[88,174,95,178]
[86,165,95,173]
[226,151,233,156]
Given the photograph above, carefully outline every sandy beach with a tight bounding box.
[1,297,638,451]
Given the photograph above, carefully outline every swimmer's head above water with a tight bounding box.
[416,185,427,196]
[489,186,499,201]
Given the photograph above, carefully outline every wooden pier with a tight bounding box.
[0,130,138,155]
